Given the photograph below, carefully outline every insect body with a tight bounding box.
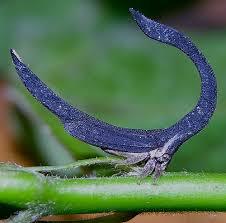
[11,8,217,178]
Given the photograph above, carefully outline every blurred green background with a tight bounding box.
[0,0,226,172]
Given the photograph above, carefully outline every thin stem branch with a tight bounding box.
[22,157,122,173]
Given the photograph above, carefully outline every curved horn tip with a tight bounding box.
[129,8,155,31]
[129,8,143,20]
[128,8,135,13]
[10,48,23,66]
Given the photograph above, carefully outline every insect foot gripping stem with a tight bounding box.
[106,134,179,179]
[10,8,217,180]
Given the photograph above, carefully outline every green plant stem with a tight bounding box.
[23,157,122,173]
[1,170,226,216]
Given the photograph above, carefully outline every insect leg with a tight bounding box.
[105,150,149,165]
